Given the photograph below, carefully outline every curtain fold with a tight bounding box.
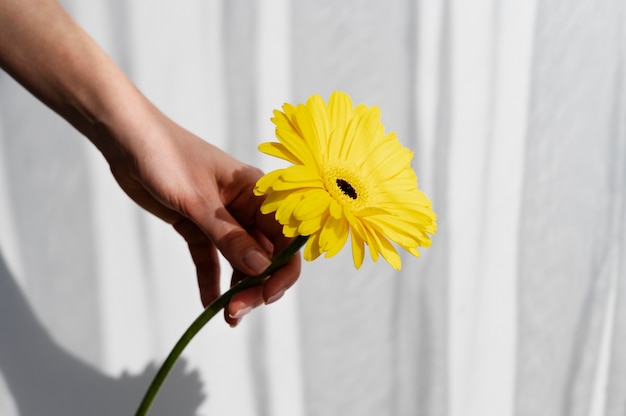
[517,1,626,415]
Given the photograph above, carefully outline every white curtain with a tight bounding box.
[1,1,624,415]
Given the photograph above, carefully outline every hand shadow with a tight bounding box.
[0,251,205,415]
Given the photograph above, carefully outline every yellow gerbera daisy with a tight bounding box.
[254,91,437,270]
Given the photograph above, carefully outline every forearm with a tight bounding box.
[0,0,154,160]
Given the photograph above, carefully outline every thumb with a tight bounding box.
[197,203,272,277]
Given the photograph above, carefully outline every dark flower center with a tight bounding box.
[336,179,358,199]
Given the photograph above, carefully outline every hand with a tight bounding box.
[102,109,301,326]
[0,0,298,326]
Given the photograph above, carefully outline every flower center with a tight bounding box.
[336,179,358,199]
[323,162,371,211]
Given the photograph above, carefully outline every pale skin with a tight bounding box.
[0,0,300,326]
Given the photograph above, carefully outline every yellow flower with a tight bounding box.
[254,91,437,270]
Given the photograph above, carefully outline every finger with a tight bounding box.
[225,287,264,327]
[248,226,274,257]
[190,241,221,307]
[224,270,264,327]
[174,219,221,307]
[261,250,301,303]
[225,249,301,326]
[251,214,302,303]
[189,201,272,278]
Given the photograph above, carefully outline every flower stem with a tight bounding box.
[135,235,309,416]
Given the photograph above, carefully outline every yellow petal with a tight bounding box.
[293,190,331,221]
[329,199,343,219]
[282,219,300,238]
[274,127,318,167]
[366,234,379,262]
[258,142,301,165]
[375,233,402,270]
[364,215,420,247]
[379,206,437,235]
[322,217,349,258]
[350,230,365,269]
[328,91,353,128]
[272,106,298,133]
[306,94,331,152]
[303,232,323,261]
[260,188,310,214]
[347,213,377,263]
[407,246,421,258]
[281,165,322,182]
[275,191,306,224]
[319,215,341,250]
[337,104,367,160]
[293,103,324,163]
[254,169,285,195]
[340,105,383,164]
[366,226,401,270]
[327,91,353,157]
[298,213,326,235]
[367,149,413,183]
[260,190,291,214]
[271,179,321,192]
[280,103,299,124]
[416,232,433,246]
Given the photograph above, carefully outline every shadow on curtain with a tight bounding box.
[0,251,204,415]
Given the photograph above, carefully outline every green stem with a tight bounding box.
[135,235,309,416]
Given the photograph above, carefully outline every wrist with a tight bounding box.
[81,80,160,165]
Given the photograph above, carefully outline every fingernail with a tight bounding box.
[229,305,252,320]
[266,289,285,305]
[243,250,272,275]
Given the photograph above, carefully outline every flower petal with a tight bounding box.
[350,230,365,269]
[303,232,323,261]
[327,91,353,157]
[254,169,285,195]
[276,191,305,224]
[293,190,331,221]
[322,217,349,258]
[340,105,384,164]
[281,165,322,182]
[373,232,402,270]
[274,127,319,167]
[364,215,421,247]
[298,211,327,235]
[270,165,324,192]
[258,142,301,165]
[260,190,292,214]
[293,103,325,163]
[329,199,343,219]
[328,91,353,129]
[364,134,413,181]
[306,94,331,153]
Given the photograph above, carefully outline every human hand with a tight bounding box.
[101,109,301,327]
[0,0,298,325]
